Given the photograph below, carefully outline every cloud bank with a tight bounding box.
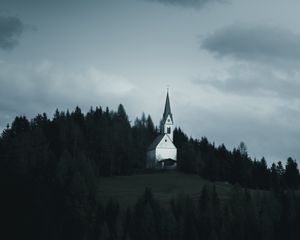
[198,24,300,99]
[197,63,300,99]
[146,0,224,8]
[0,60,137,129]
[195,23,300,162]
[0,16,24,50]
[202,24,300,62]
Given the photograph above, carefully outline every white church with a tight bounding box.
[146,91,177,169]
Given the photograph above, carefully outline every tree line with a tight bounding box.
[174,128,300,191]
[1,104,298,190]
[0,104,299,239]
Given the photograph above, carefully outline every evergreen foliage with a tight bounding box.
[173,129,299,190]
[1,104,300,239]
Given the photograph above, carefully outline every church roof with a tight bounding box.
[147,134,165,150]
[162,91,173,123]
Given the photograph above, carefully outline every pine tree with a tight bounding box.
[285,158,299,189]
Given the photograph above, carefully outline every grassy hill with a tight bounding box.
[97,171,233,207]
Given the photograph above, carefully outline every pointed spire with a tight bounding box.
[163,90,173,122]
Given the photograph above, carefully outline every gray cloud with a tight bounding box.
[195,24,300,163]
[146,0,224,8]
[0,16,24,50]
[0,61,138,129]
[202,24,300,62]
[196,63,300,99]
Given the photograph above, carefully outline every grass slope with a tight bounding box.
[97,171,232,207]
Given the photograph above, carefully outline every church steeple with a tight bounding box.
[161,90,174,141]
[162,91,173,123]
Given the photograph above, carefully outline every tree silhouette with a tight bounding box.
[285,157,299,189]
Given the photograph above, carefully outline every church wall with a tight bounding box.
[156,147,177,161]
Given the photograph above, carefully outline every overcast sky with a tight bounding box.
[1,0,300,164]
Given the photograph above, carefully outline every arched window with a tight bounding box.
[167,127,171,134]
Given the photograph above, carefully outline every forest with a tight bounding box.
[1,104,300,239]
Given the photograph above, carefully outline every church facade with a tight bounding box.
[146,91,177,169]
